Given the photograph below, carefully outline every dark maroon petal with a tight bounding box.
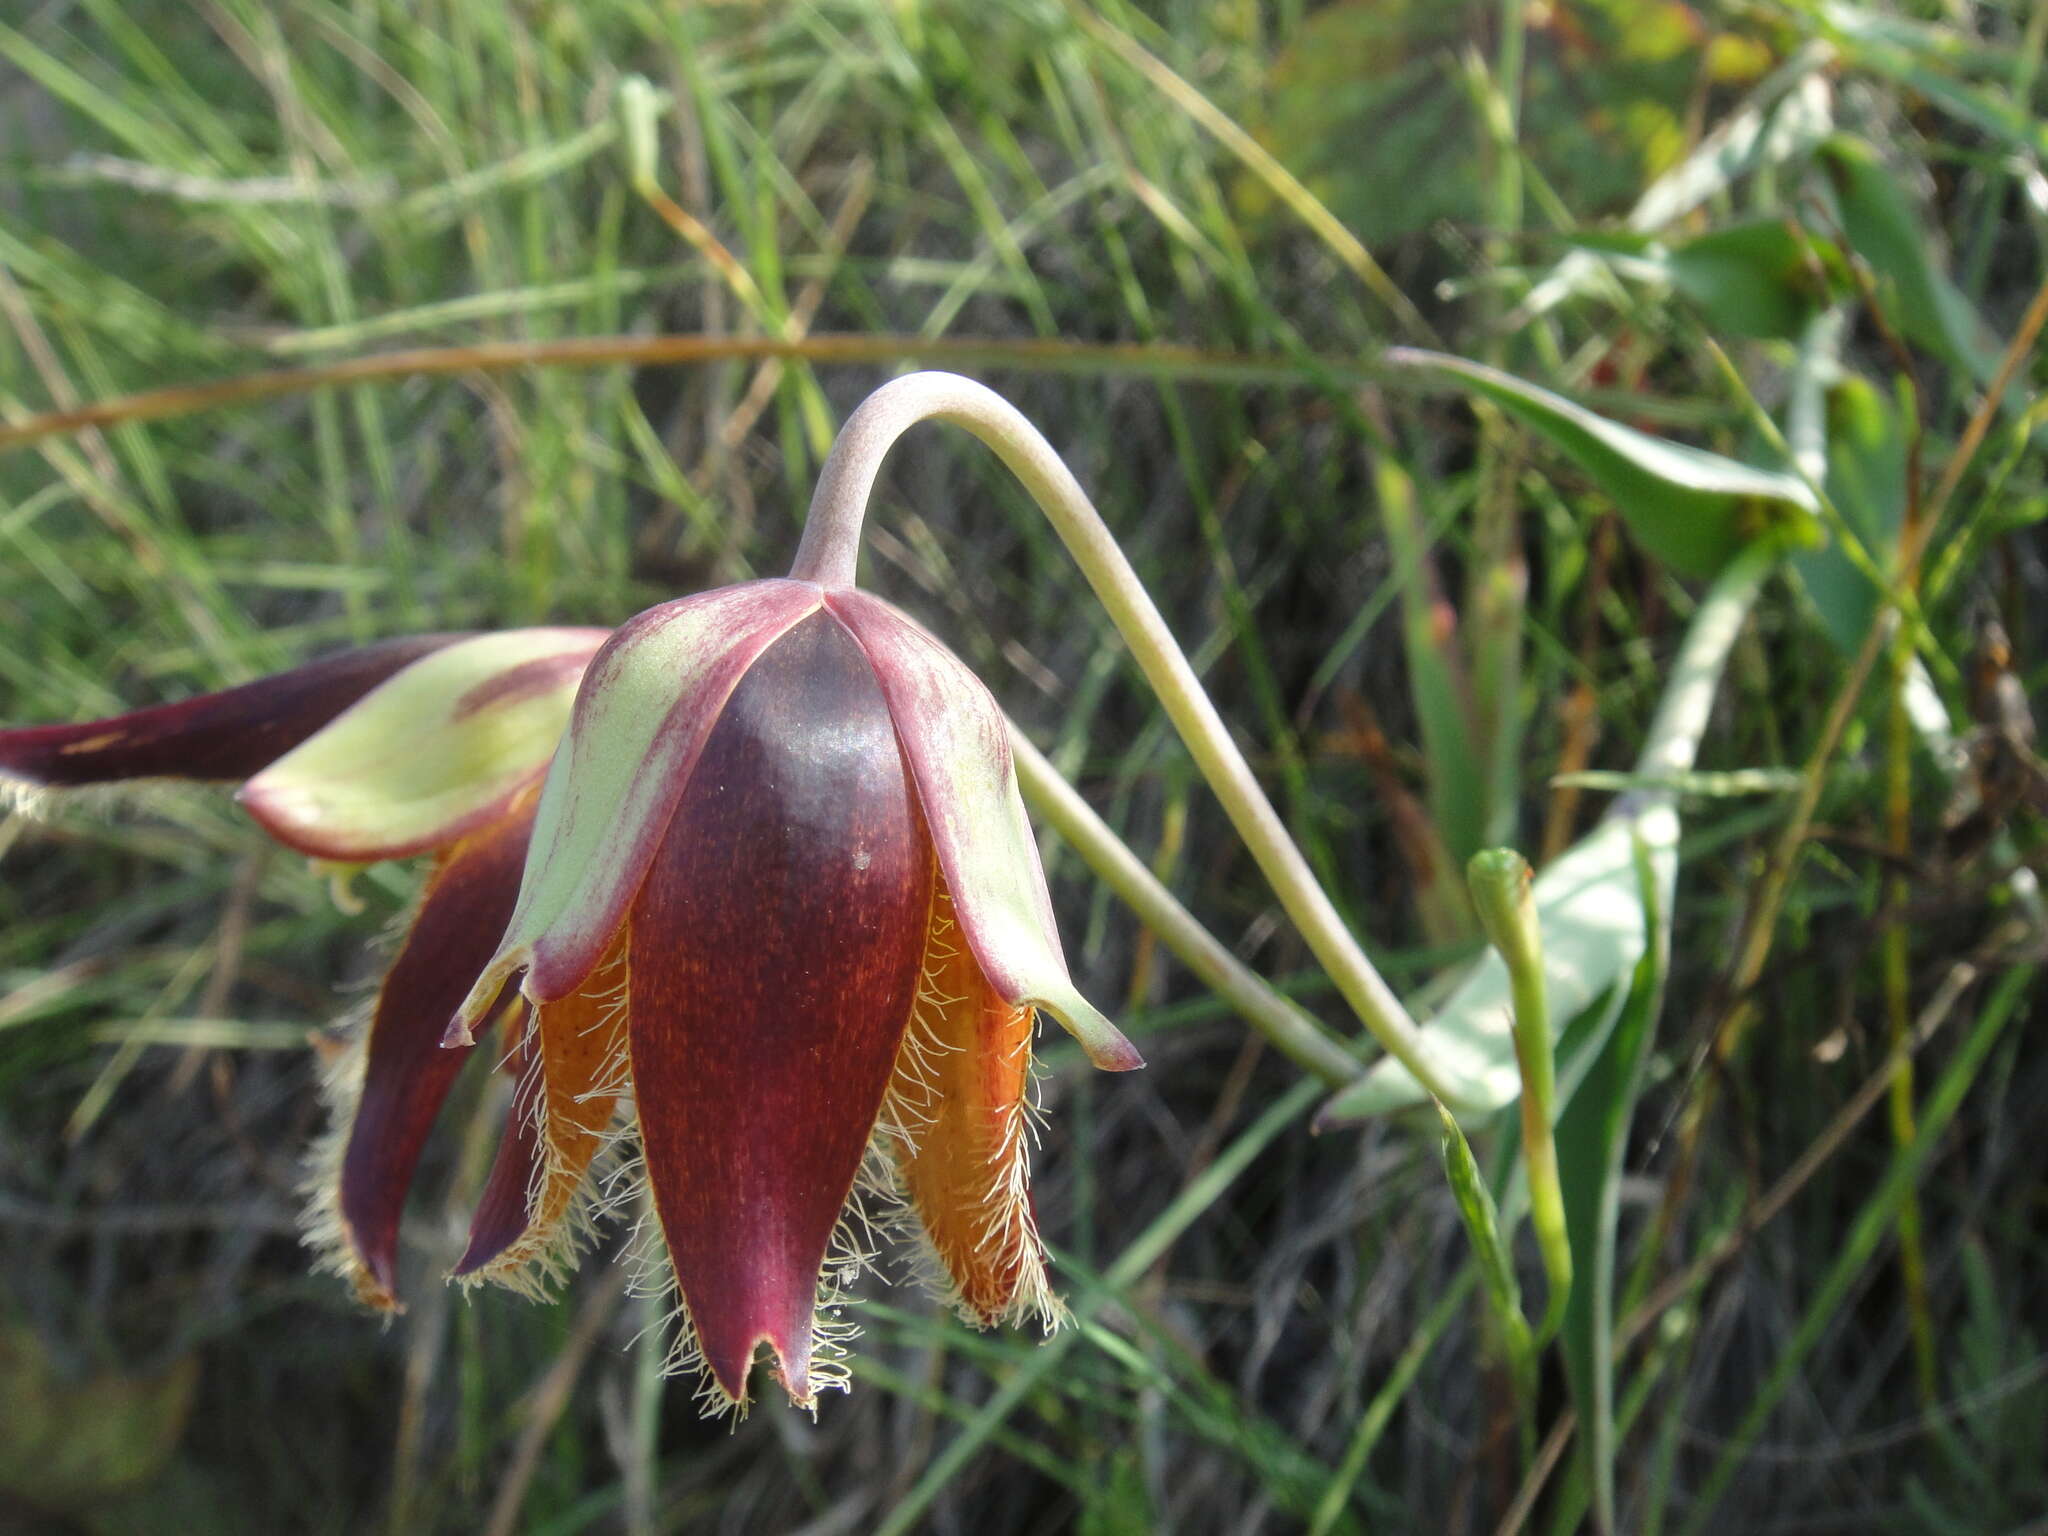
[336,796,535,1307]
[629,610,932,1407]
[0,634,465,789]
[458,1025,545,1280]
[454,942,627,1284]
[480,580,819,1013]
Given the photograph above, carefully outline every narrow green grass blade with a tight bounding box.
[1435,1100,1534,1396]
[1793,371,1906,653]
[1308,1264,1478,1536]
[1676,961,2035,1536]
[1554,830,1669,1533]
[1378,456,1486,871]
[1470,848,1573,1346]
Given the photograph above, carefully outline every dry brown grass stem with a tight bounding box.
[0,333,1360,456]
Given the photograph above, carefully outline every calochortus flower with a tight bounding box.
[444,577,1141,1411]
[0,626,611,1307]
[4,373,1151,1416]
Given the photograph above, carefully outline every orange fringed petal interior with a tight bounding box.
[887,879,1048,1327]
[457,931,630,1284]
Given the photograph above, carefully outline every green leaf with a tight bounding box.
[1553,831,1669,1535]
[1785,327,1965,772]
[1385,349,1818,576]
[1515,51,1835,321]
[1662,221,1842,339]
[1820,135,2002,388]
[1570,220,1844,339]
[1793,371,1907,653]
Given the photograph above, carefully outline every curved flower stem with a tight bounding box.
[792,371,1465,1106]
[1007,726,1362,1087]
[1467,847,1571,1346]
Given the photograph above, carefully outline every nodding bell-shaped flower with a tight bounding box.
[4,374,1143,1415]
[0,626,611,1307]
[444,578,1142,1412]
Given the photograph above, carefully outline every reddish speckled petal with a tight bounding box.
[0,635,462,790]
[330,795,535,1307]
[628,610,932,1408]
[825,588,1139,1072]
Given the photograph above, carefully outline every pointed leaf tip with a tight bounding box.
[1385,348,1818,575]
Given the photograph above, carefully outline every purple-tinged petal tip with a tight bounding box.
[0,635,462,792]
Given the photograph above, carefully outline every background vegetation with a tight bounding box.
[1,1,2043,1532]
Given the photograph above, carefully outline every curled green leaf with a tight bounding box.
[1385,348,1819,575]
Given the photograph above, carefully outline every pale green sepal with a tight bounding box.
[451,580,820,1039]
[240,628,608,862]
[827,589,1141,1073]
